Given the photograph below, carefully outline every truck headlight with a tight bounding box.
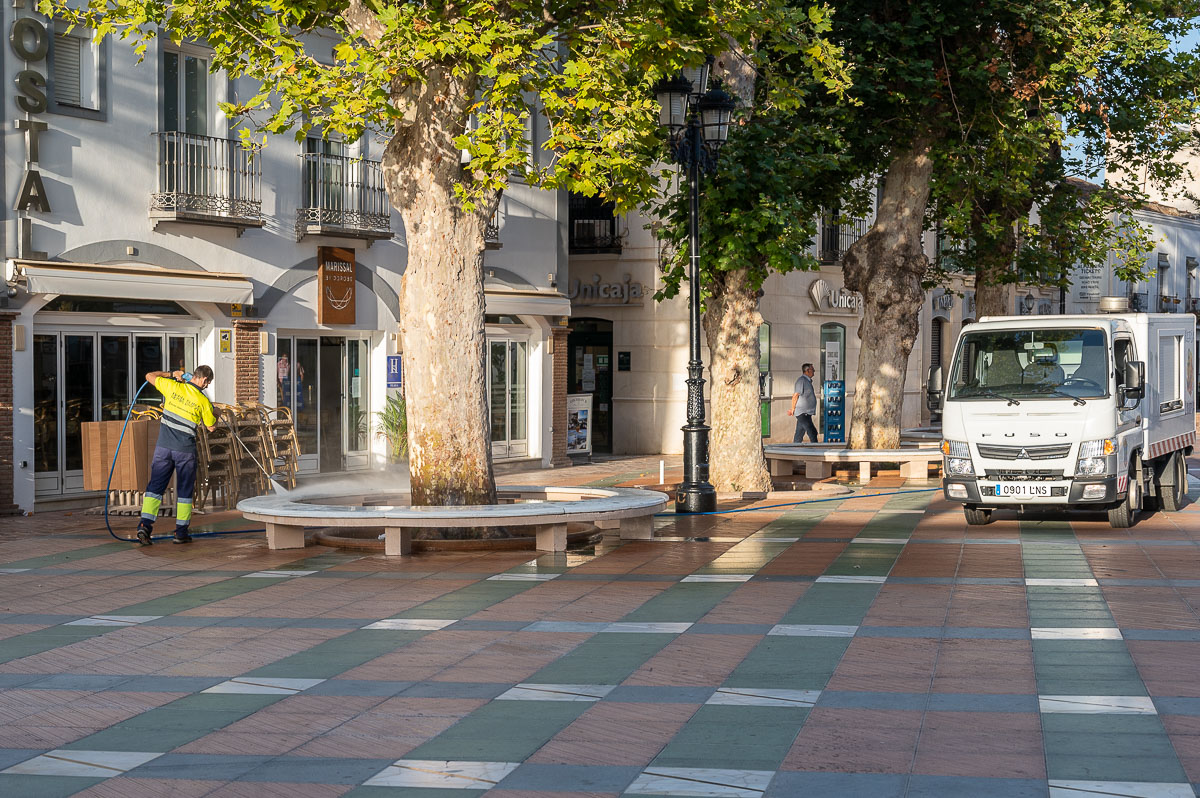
[942,441,974,477]
[946,457,975,476]
[1076,439,1116,476]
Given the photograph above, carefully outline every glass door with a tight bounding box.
[277,336,369,473]
[488,338,529,458]
[345,338,369,469]
[34,331,196,497]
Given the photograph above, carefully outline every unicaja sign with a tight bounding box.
[808,278,863,314]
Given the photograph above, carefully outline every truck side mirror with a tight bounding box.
[926,364,943,411]
[1122,361,1145,401]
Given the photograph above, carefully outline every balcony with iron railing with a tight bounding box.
[818,213,868,264]
[297,153,392,242]
[150,131,263,233]
[569,193,621,254]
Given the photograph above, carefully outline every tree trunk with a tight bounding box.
[842,138,933,450]
[703,269,772,493]
[382,68,498,506]
[973,208,1019,319]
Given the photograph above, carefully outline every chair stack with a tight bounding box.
[245,402,301,489]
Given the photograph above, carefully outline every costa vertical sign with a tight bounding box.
[318,246,356,324]
[10,15,52,216]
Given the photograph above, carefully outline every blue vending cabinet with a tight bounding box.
[822,380,845,443]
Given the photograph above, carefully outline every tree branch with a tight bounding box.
[341,0,384,45]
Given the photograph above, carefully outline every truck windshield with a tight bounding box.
[948,328,1109,401]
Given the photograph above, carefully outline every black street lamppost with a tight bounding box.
[654,59,736,514]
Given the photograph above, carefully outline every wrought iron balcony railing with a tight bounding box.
[297,152,392,240]
[150,131,263,230]
[818,213,868,263]
[569,193,621,253]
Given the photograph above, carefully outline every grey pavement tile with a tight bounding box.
[24,674,133,691]
[1123,630,1200,642]
[927,694,1041,712]
[445,619,530,631]
[107,676,224,692]
[343,788,483,798]
[239,756,396,784]
[689,623,774,635]
[766,771,907,797]
[400,682,511,699]
[305,679,415,697]
[0,673,49,688]
[906,775,1049,797]
[0,749,43,770]
[856,626,945,638]
[605,685,717,703]
[942,627,1031,639]
[816,690,929,711]
[497,762,641,791]
[1154,698,1200,716]
[126,753,273,780]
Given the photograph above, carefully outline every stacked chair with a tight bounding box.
[189,401,302,511]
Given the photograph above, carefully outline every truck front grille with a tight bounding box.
[983,470,1064,482]
[977,443,1072,461]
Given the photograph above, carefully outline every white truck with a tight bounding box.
[930,298,1195,528]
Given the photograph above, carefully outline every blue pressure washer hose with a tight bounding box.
[104,380,265,542]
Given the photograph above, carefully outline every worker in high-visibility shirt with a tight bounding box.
[135,366,219,545]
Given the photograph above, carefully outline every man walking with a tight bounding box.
[135,366,218,545]
[788,363,819,443]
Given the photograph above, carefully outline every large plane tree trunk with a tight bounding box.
[704,268,772,493]
[843,138,933,450]
[973,210,1020,319]
[381,67,498,506]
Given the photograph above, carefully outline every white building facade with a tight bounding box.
[0,11,569,512]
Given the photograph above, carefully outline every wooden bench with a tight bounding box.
[764,444,943,482]
[237,485,669,555]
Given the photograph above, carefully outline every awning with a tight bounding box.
[484,289,571,318]
[6,259,254,305]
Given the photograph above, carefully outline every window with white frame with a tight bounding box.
[162,47,210,134]
[51,22,101,112]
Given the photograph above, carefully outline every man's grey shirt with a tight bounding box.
[794,374,817,415]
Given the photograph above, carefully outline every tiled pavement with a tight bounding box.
[2,456,1200,796]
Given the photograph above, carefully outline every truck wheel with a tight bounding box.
[1159,452,1188,512]
[964,507,992,526]
[1108,470,1141,528]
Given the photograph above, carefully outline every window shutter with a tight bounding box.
[54,34,83,107]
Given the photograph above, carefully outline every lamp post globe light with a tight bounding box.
[654,58,736,514]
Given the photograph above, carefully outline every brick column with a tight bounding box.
[233,320,264,405]
[550,325,570,467]
[0,313,19,514]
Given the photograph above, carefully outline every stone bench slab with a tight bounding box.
[764,445,943,481]
[238,486,668,554]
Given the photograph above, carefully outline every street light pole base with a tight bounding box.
[676,483,717,514]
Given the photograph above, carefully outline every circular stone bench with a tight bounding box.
[237,485,669,555]
[764,444,943,482]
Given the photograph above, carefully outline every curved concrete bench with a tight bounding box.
[764,444,942,482]
[237,485,669,555]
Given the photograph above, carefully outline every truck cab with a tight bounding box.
[932,301,1194,528]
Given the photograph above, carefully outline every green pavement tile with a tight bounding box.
[393,581,534,619]
[779,584,880,626]
[249,630,428,679]
[823,545,901,577]
[65,693,280,752]
[757,512,831,537]
[1020,520,1077,541]
[0,541,133,570]
[586,470,652,488]
[277,552,365,570]
[115,578,281,616]
[0,775,105,797]
[1026,589,1115,627]
[1033,640,1146,696]
[0,624,113,665]
[883,491,935,511]
[404,700,587,762]
[724,637,851,690]
[1042,713,1186,782]
[860,512,923,538]
[694,542,794,574]
[530,632,676,685]
[166,693,285,713]
[652,705,809,771]
[623,583,741,622]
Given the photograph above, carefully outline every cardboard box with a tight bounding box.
[82,419,160,491]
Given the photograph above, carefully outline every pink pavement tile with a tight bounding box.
[912,711,1045,778]
[931,639,1036,695]
[825,637,940,693]
[783,708,923,772]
